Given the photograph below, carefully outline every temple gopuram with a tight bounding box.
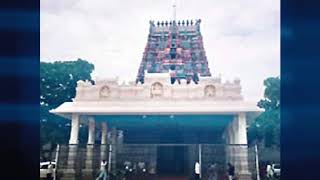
[136,19,211,84]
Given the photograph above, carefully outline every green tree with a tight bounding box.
[248,76,280,148]
[40,59,94,148]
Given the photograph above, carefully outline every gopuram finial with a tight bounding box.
[172,0,177,21]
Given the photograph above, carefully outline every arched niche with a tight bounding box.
[204,85,216,97]
[150,82,164,98]
[100,85,111,98]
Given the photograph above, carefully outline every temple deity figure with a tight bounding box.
[100,86,110,98]
[149,20,155,33]
[204,85,216,97]
[150,82,164,98]
[196,19,201,32]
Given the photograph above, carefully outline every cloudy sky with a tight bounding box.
[41,0,280,102]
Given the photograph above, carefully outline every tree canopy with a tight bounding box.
[248,76,280,148]
[40,59,94,147]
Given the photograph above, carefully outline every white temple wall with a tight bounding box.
[74,73,243,102]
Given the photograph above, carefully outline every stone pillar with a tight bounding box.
[234,112,251,180]
[231,118,236,166]
[69,114,80,145]
[88,117,95,145]
[110,128,118,174]
[63,114,80,180]
[100,122,108,162]
[83,116,96,179]
[237,113,248,144]
[226,122,235,165]
[224,128,229,166]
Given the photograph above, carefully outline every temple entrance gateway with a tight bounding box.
[50,74,261,180]
[51,111,260,180]
[50,19,262,180]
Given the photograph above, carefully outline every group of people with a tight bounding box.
[194,162,236,180]
[96,160,237,180]
[96,160,151,180]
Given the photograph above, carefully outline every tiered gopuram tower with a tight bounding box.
[136,19,212,84]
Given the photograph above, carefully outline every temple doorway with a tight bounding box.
[157,145,188,175]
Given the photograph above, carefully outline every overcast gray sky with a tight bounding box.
[40,0,280,102]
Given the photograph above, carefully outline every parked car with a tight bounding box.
[40,161,56,179]
[272,164,280,177]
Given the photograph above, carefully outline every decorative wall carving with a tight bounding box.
[100,86,110,98]
[150,82,164,98]
[204,85,216,97]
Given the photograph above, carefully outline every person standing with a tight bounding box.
[47,161,54,180]
[227,163,235,180]
[266,162,273,179]
[96,160,108,180]
[195,161,200,180]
